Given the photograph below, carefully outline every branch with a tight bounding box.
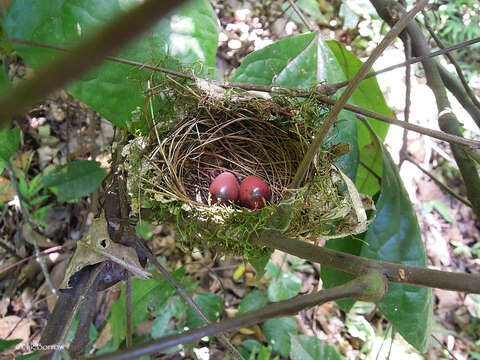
[3,37,479,149]
[289,0,429,188]
[254,229,480,294]
[370,0,480,221]
[421,10,480,114]
[89,272,385,360]
[0,0,188,127]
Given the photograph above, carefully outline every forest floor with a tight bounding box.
[0,0,479,359]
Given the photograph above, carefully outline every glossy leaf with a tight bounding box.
[262,317,298,357]
[360,146,433,352]
[42,160,106,201]
[1,0,219,129]
[152,296,185,339]
[238,290,269,314]
[291,335,345,360]
[268,271,302,302]
[231,33,392,192]
[185,292,223,329]
[0,127,20,162]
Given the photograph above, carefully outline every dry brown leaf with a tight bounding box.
[0,176,13,202]
[0,315,33,346]
[93,323,112,350]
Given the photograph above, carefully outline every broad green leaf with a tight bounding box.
[291,335,345,360]
[268,271,302,302]
[231,33,392,194]
[0,66,10,95]
[185,292,223,329]
[262,317,298,357]
[265,262,281,279]
[42,160,106,201]
[0,127,20,161]
[321,235,363,313]
[109,277,175,345]
[238,290,269,314]
[2,0,219,129]
[135,220,153,240]
[360,145,433,352]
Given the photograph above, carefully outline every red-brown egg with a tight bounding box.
[209,172,239,205]
[239,176,271,209]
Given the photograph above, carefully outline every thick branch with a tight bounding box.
[254,229,480,294]
[90,273,382,360]
[0,0,187,126]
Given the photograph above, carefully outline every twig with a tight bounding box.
[254,229,480,294]
[289,0,429,188]
[405,155,471,207]
[399,34,412,167]
[134,240,243,360]
[0,245,64,275]
[0,0,188,126]
[286,0,314,31]
[431,334,459,360]
[88,273,382,360]
[2,37,479,149]
[329,36,480,91]
[6,162,58,297]
[422,10,480,112]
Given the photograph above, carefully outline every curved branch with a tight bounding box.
[253,229,480,294]
[89,273,383,360]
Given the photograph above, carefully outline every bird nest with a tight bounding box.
[123,78,374,259]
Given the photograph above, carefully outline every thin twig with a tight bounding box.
[422,10,480,112]
[289,0,429,188]
[2,37,479,149]
[134,240,243,360]
[431,334,459,360]
[0,245,65,275]
[405,155,471,207]
[6,162,58,297]
[399,34,412,167]
[89,273,377,360]
[0,0,189,126]
[286,0,314,31]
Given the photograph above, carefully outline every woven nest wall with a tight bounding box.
[124,79,372,258]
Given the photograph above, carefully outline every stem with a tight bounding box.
[398,34,412,167]
[90,273,379,360]
[254,229,480,294]
[289,0,429,188]
[405,155,471,207]
[0,0,188,126]
[287,0,314,31]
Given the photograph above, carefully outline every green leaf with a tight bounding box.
[291,335,345,360]
[248,249,273,279]
[135,220,153,240]
[265,262,281,279]
[268,271,302,302]
[321,235,363,313]
[238,290,269,314]
[422,200,455,224]
[231,33,392,193]
[238,339,273,360]
[0,66,10,95]
[360,145,433,352]
[109,277,175,345]
[0,338,21,351]
[152,296,186,339]
[185,293,223,329]
[42,160,107,201]
[15,353,40,360]
[262,317,298,357]
[0,128,20,162]
[283,0,327,24]
[2,0,219,129]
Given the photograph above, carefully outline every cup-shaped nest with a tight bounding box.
[148,95,325,206]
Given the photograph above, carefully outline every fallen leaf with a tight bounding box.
[0,315,33,346]
[93,323,112,350]
[0,176,13,202]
